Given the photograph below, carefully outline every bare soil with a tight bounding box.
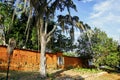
[47,69,120,80]
[0,69,120,80]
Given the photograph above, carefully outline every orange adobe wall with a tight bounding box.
[0,46,61,71]
[63,56,82,68]
[0,46,8,70]
[0,45,83,71]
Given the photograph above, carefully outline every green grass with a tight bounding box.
[72,68,102,74]
[0,70,58,80]
[0,70,41,80]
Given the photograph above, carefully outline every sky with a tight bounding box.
[71,0,120,41]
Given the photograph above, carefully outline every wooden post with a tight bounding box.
[6,38,16,80]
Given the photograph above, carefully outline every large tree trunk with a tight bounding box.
[40,34,47,77]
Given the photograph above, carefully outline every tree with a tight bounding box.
[90,28,118,67]
[105,52,119,67]
[77,23,93,59]
[47,28,75,52]
[0,1,39,49]
[77,27,119,68]
[77,32,92,59]
[7,0,85,77]
[0,2,13,45]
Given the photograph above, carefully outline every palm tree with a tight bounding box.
[11,0,86,77]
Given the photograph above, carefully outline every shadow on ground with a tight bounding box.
[49,68,85,80]
[100,67,120,73]
[0,70,41,80]
[0,68,85,80]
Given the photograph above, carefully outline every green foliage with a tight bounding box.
[77,29,93,59]
[63,52,78,57]
[0,2,38,50]
[30,27,38,50]
[6,13,27,47]
[73,68,102,74]
[4,13,38,49]
[77,27,119,67]
[0,2,13,31]
[0,40,3,44]
[105,52,119,67]
[91,28,118,67]
[47,28,76,52]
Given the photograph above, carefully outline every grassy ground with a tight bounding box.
[72,68,102,74]
[0,70,40,80]
[0,68,120,80]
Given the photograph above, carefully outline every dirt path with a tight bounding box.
[48,69,120,80]
[85,73,120,80]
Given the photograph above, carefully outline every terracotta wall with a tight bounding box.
[63,56,82,68]
[0,46,60,71]
[0,46,83,71]
[0,46,8,70]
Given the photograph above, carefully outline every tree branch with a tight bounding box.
[44,21,48,35]
[25,7,32,34]
[46,25,56,38]
[39,17,44,35]
[47,36,51,43]
[11,9,15,25]
[47,0,52,4]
